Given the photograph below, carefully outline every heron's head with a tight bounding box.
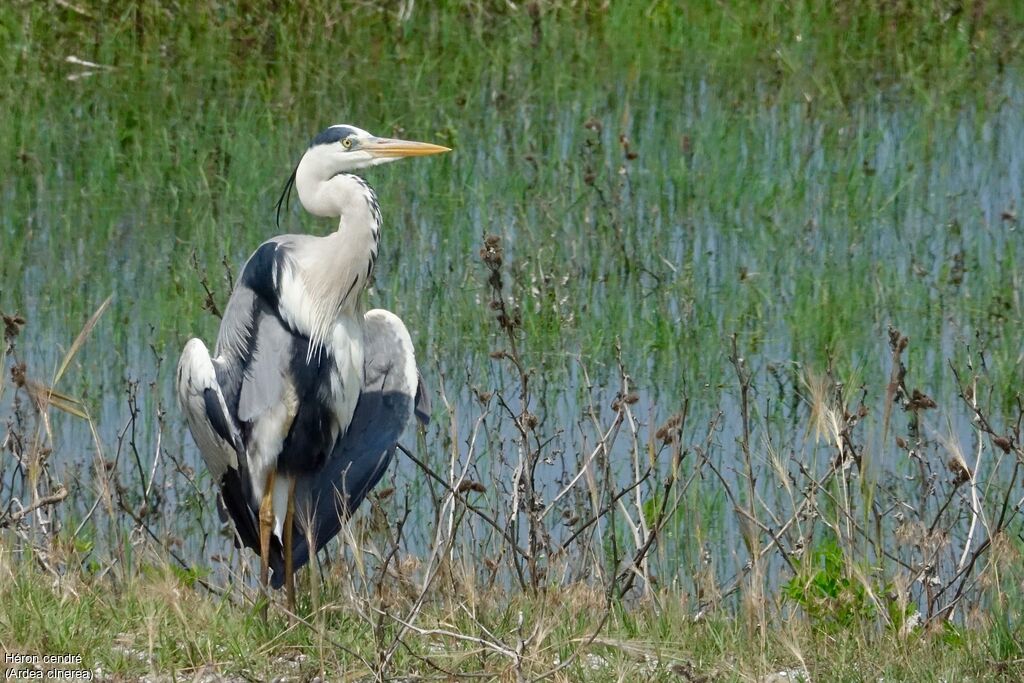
[279,124,450,223]
[306,125,450,172]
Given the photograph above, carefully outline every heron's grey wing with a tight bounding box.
[278,309,422,587]
[213,236,296,411]
[217,303,298,573]
[177,336,263,555]
[181,237,300,570]
[178,315,272,561]
[236,311,293,423]
[219,236,314,431]
[176,338,240,481]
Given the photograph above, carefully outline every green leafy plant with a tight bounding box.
[784,537,876,630]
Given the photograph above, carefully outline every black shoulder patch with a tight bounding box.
[241,241,286,308]
[311,125,359,147]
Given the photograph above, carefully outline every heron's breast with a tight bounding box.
[275,262,316,334]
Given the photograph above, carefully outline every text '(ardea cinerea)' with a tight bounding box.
[176,125,449,612]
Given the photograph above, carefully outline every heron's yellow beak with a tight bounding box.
[364,137,451,158]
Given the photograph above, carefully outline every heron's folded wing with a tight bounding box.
[214,285,258,369]
[176,338,240,481]
[214,236,296,413]
[237,312,294,423]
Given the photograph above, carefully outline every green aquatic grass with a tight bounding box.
[1,2,1024,677]
[2,3,1021,393]
[2,1,1022,540]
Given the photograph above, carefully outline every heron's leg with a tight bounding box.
[258,470,276,613]
[283,477,297,616]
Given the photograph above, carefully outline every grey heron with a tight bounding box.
[176,124,449,611]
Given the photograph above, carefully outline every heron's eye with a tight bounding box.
[342,137,353,149]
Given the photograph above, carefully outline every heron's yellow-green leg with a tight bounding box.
[259,470,276,617]
[283,477,297,616]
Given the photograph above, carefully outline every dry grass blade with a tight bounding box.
[54,294,112,386]
[803,369,838,449]
[25,380,88,419]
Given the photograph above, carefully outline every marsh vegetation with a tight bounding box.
[2,1,1024,680]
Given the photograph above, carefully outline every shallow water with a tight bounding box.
[3,76,1023,595]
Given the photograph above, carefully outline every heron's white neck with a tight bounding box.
[289,168,382,356]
